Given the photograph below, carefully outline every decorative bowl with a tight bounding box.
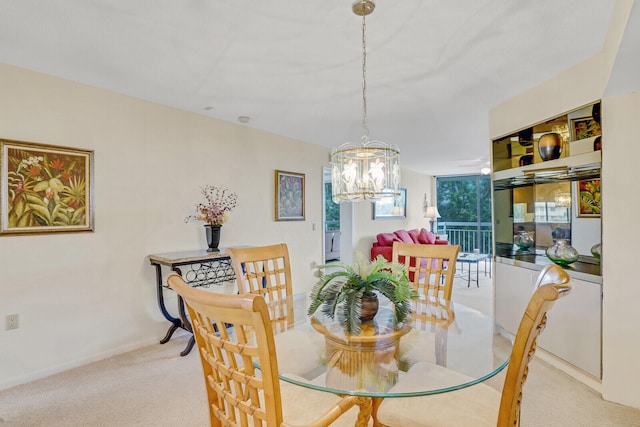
[546,239,579,266]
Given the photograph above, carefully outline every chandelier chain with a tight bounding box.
[361,11,369,142]
[329,0,400,203]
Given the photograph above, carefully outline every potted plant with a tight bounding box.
[307,255,417,335]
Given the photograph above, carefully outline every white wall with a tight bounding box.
[0,63,432,389]
[489,0,640,409]
[600,93,640,408]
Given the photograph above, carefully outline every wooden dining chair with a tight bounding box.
[375,264,572,427]
[228,244,294,334]
[166,273,366,427]
[392,242,461,300]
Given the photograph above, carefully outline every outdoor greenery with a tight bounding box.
[437,175,491,223]
[324,182,340,231]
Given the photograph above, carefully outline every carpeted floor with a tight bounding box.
[1,266,639,426]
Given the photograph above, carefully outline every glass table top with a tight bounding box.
[457,252,490,262]
[264,297,511,398]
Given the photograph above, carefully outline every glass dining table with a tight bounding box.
[263,297,511,427]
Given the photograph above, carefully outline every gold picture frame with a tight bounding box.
[1,138,94,235]
[274,170,305,221]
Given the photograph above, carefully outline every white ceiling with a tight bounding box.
[0,0,617,176]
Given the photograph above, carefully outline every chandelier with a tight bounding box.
[330,0,400,203]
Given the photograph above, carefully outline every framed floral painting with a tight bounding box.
[275,170,305,221]
[1,138,94,235]
[575,179,601,218]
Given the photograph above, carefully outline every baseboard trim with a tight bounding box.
[497,326,602,393]
[535,347,602,393]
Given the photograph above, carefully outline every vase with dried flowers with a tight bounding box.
[185,185,238,251]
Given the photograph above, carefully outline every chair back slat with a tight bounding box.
[392,242,461,300]
[167,274,283,427]
[229,244,294,334]
[497,264,572,426]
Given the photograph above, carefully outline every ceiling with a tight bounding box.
[0,1,618,176]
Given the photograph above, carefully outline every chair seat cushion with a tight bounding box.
[280,378,361,426]
[376,362,500,427]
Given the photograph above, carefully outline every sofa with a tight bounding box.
[371,228,449,262]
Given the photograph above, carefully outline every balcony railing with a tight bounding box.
[436,222,493,255]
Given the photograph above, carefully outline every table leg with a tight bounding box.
[371,397,387,427]
[354,396,373,427]
[153,263,182,344]
[173,267,196,356]
[475,262,480,288]
[467,263,471,287]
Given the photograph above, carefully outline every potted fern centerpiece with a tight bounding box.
[307,255,417,335]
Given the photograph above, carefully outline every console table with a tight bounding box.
[148,249,236,356]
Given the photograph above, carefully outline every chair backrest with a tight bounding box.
[167,273,284,427]
[497,264,572,427]
[391,242,461,300]
[228,244,294,333]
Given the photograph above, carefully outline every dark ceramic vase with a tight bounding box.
[519,154,533,166]
[538,132,563,161]
[594,136,602,151]
[359,292,379,323]
[205,224,221,252]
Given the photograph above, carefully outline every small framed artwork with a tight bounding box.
[275,170,305,221]
[373,188,406,220]
[571,116,602,141]
[1,138,94,235]
[575,179,601,218]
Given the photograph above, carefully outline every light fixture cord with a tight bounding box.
[361,10,369,144]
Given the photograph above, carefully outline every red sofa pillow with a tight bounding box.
[376,232,396,247]
[407,229,421,243]
[394,230,413,243]
[417,228,436,244]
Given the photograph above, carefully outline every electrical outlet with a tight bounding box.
[6,314,19,330]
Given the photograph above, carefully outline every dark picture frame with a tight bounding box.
[571,116,602,141]
[275,170,305,221]
[1,138,94,235]
[372,188,407,220]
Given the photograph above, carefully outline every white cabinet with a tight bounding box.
[495,262,537,335]
[537,275,601,378]
[495,261,602,378]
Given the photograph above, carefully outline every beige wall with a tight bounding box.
[0,63,433,389]
[489,0,640,409]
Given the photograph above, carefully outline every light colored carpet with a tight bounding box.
[1,266,639,426]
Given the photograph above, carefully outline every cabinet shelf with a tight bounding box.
[493,150,601,183]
